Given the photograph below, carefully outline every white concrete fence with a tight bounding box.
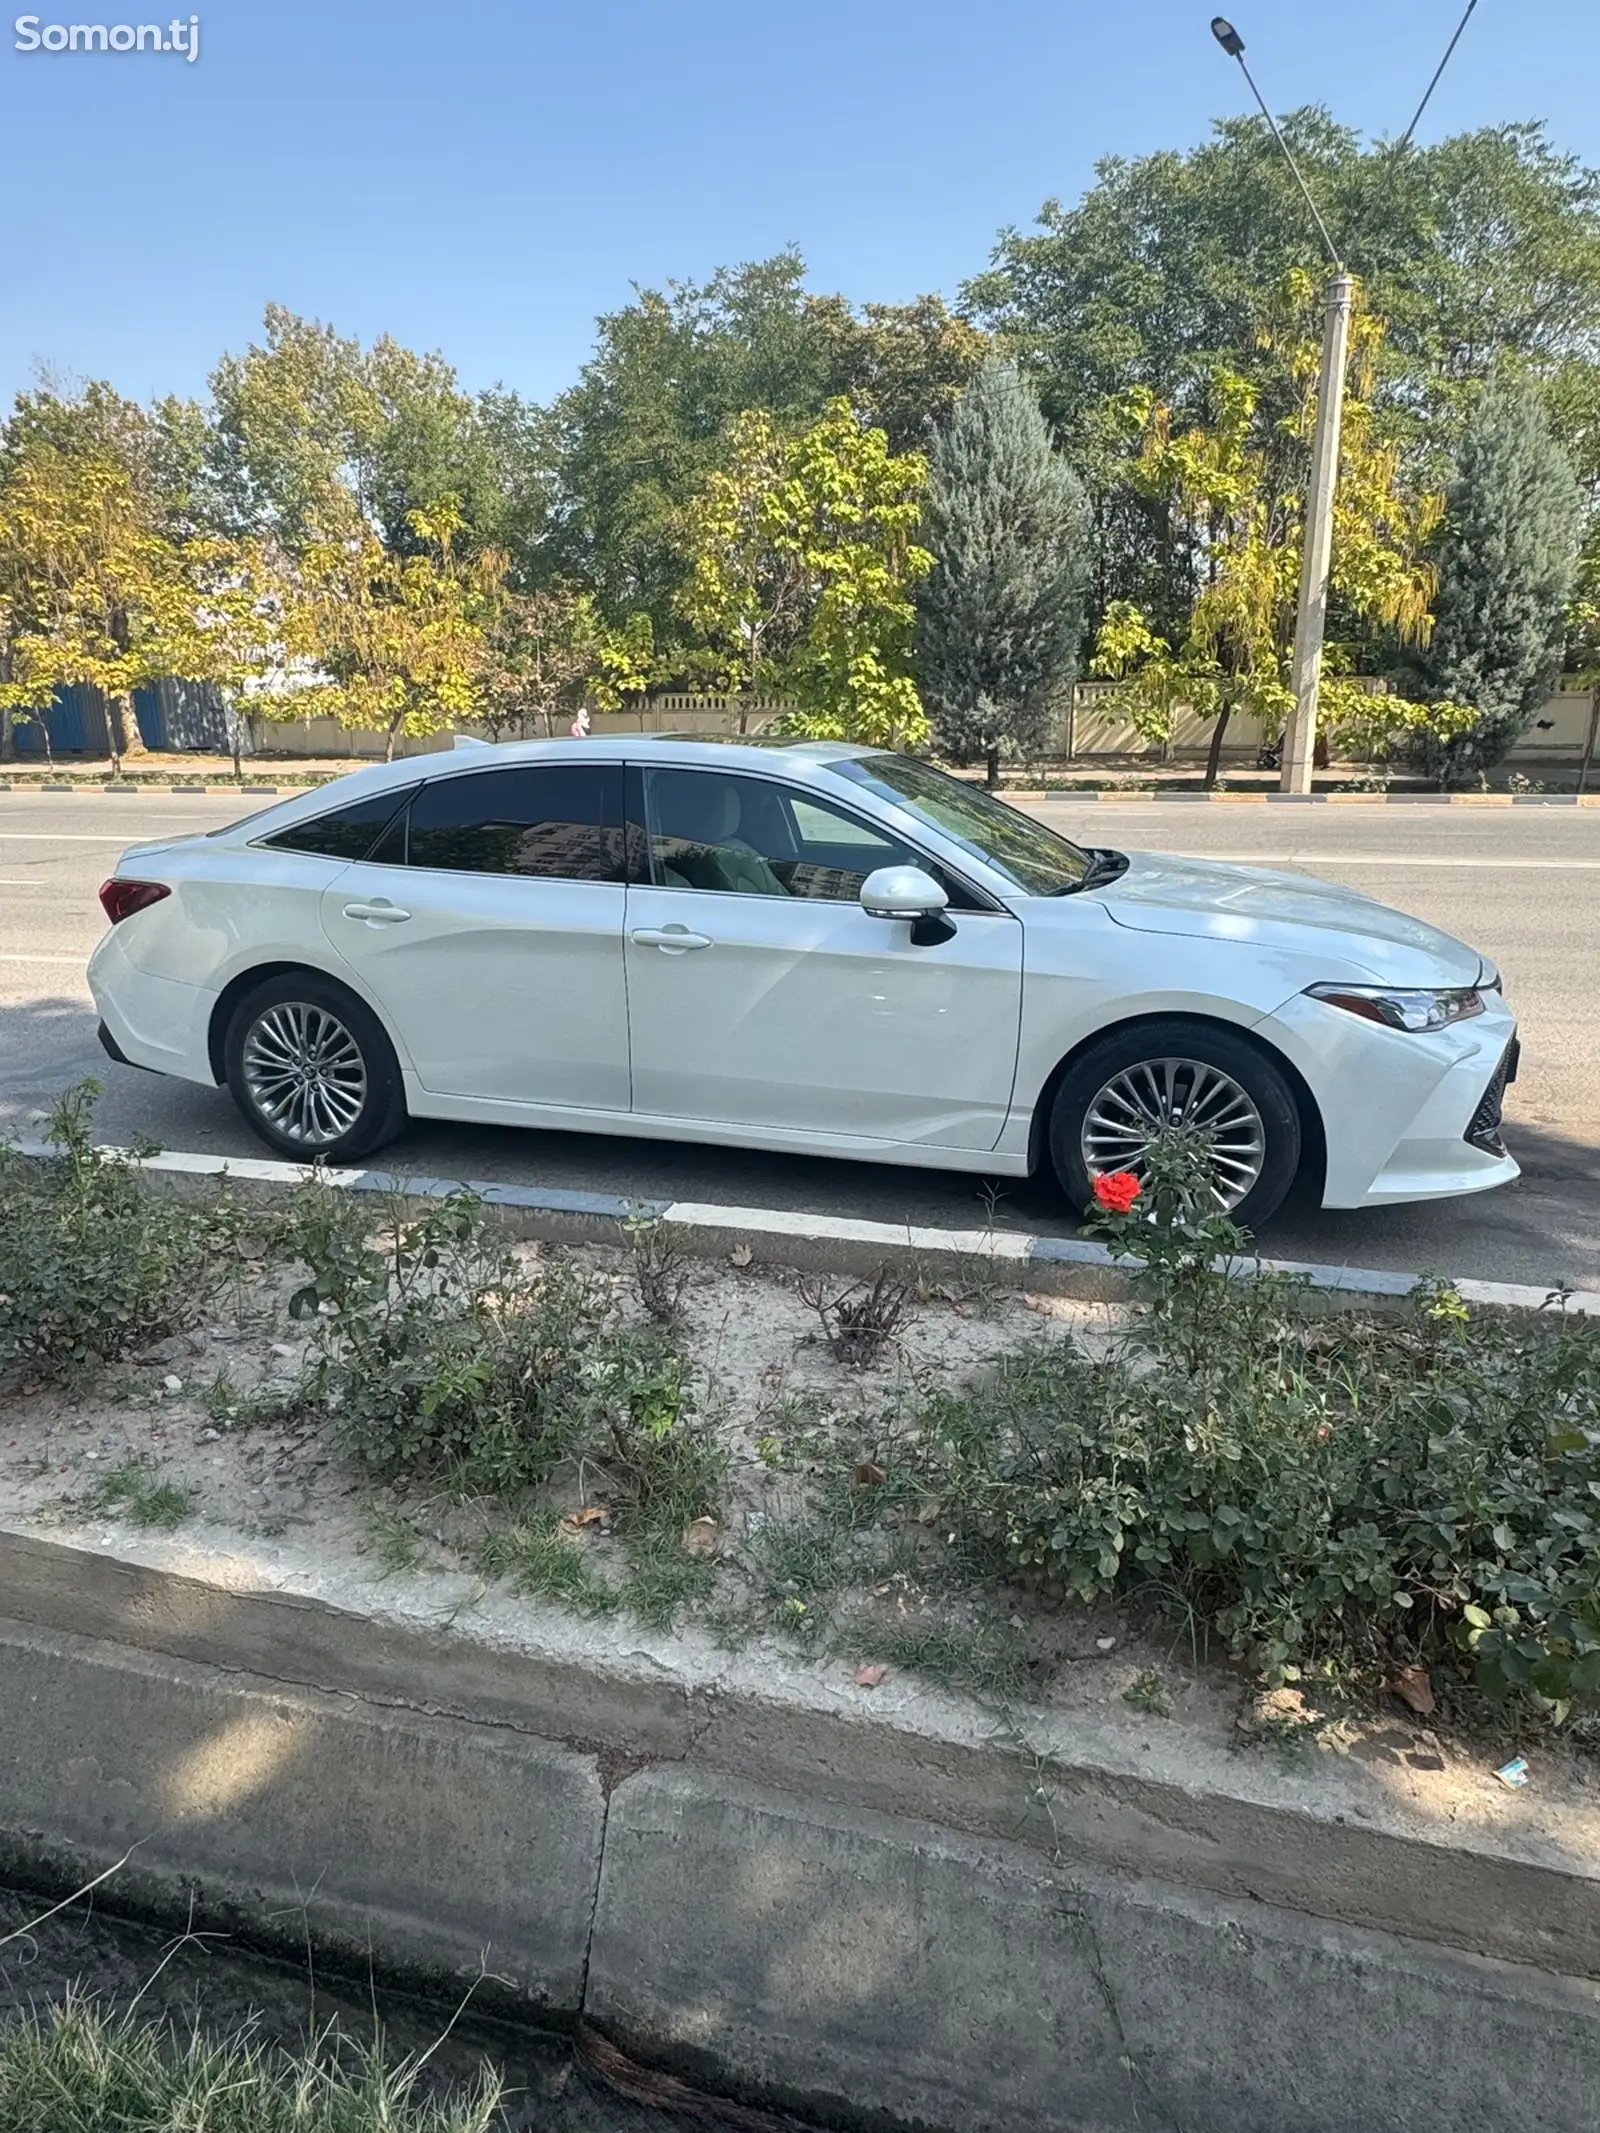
[268,675,1600,767]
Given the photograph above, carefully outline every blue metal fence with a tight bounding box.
[10,679,226,755]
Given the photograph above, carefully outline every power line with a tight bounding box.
[1396,0,1480,152]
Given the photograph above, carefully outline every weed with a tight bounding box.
[205,1369,290,1432]
[595,1350,727,1530]
[747,1509,855,1632]
[619,1534,719,1630]
[834,1613,1033,1706]
[90,1459,195,1532]
[1123,1668,1173,1718]
[800,1266,916,1370]
[476,1511,619,1617]
[362,1505,427,1575]
[0,1996,503,2133]
[1250,1706,1335,1769]
[623,1208,688,1323]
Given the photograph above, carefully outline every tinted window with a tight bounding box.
[408,765,625,881]
[833,755,1089,895]
[642,768,980,906]
[261,787,414,861]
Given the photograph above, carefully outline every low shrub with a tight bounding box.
[0,1083,231,1389]
[918,1138,1600,1715]
[279,1184,705,1505]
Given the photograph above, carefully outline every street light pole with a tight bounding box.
[1210,18,1348,795]
[1282,272,1354,794]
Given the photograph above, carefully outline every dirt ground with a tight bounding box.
[1,1231,1568,1808]
[0,1242,1108,1634]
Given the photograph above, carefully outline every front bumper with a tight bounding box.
[1264,990,1522,1210]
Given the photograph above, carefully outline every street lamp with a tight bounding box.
[1210,17,1353,796]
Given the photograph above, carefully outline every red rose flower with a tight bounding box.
[1091,1171,1142,1216]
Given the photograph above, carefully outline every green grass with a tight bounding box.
[91,1459,196,1532]
[475,1512,620,1617]
[0,2000,503,2133]
[833,1613,1034,1706]
[362,1505,427,1576]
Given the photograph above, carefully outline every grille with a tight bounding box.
[1465,1040,1519,1157]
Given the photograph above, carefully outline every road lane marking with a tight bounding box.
[0,832,142,842]
[0,952,89,964]
[1171,855,1600,868]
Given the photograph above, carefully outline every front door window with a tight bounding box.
[641,767,973,905]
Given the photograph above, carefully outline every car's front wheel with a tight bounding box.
[224,973,407,1164]
[1048,1020,1302,1233]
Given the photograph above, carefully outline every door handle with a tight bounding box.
[631,925,713,953]
[343,900,412,925]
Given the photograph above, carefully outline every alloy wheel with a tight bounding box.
[1080,1056,1267,1212]
[241,1001,368,1149]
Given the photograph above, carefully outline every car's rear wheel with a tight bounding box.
[224,973,406,1163]
[1048,1020,1302,1233]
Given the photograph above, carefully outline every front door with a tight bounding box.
[623,765,1024,1151]
[319,760,631,1111]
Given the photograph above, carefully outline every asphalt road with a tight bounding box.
[3,789,1598,1290]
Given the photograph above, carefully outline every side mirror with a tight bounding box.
[860,866,957,946]
[860,866,948,921]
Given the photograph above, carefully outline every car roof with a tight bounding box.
[210,735,883,843]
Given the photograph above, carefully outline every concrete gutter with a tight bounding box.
[16,1138,1600,1317]
[3,1527,1600,2131]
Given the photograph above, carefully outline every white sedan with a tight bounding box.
[88,738,1520,1231]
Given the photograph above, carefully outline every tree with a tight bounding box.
[300,496,503,760]
[676,409,814,721]
[967,117,1600,638]
[590,610,664,718]
[478,582,601,739]
[549,255,841,632]
[180,534,314,778]
[549,255,987,643]
[209,305,533,565]
[677,398,932,748]
[1090,286,1443,784]
[813,295,991,452]
[915,361,1090,785]
[0,430,212,774]
[1410,378,1582,777]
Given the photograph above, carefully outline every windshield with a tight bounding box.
[831,755,1090,896]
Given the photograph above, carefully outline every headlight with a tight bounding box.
[1307,983,1486,1033]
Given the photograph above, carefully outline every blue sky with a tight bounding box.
[2,1,1597,413]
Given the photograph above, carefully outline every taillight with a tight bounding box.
[99,879,170,925]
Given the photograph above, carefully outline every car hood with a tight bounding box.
[1089,850,1485,986]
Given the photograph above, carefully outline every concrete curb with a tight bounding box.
[4,1533,1600,2132]
[16,1138,1600,1318]
[3,777,1597,803]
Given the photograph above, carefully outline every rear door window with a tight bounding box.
[406,765,626,881]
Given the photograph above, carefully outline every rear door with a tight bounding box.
[623,765,1024,1151]
[318,760,631,1111]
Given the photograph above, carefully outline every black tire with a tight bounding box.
[1048,1019,1302,1234]
[224,972,407,1164]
